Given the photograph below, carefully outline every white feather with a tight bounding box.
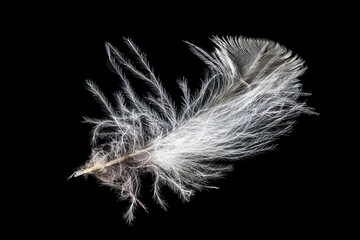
[71,36,316,223]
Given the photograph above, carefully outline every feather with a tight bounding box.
[70,36,316,223]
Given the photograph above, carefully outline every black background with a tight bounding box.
[17,3,350,238]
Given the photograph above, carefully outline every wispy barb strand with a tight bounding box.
[71,36,316,223]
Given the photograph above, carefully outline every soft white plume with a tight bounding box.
[71,36,315,223]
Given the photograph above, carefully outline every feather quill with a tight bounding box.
[71,36,315,223]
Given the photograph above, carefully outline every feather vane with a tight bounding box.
[71,36,315,223]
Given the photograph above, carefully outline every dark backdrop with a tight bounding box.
[23,3,347,238]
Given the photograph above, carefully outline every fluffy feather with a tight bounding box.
[71,36,315,223]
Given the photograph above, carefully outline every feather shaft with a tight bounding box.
[71,145,155,178]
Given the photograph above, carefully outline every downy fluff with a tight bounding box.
[72,36,315,223]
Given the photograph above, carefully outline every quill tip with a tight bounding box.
[68,171,84,180]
